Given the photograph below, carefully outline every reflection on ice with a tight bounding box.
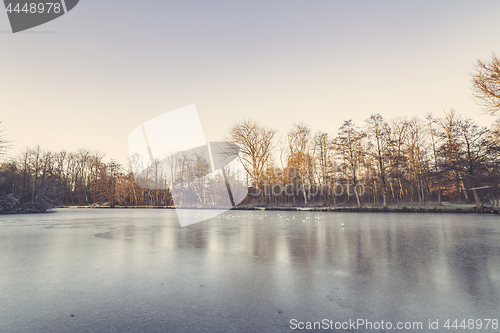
[0,209,499,332]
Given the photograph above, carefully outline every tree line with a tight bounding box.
[228,110,500,208]
[1,108,498,212]
[223,52,500,208]
[1,53,499,212]
[0,146,174,212]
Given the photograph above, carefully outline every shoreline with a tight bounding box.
[56,205,500,215]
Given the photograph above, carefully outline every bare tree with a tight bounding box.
[405,118,428,204]
[433,110,490,203]
[388,117,410,202]
[365,114,391,207]
[472,53,500,115]
[426,113,442,204]
[0,122,11,159]
[226,120,276,189]
[489,119,500,152]
[457,118,490,189]
[314,131,334,202]
[435,109,465,200]
[335,120,366,208]
[287,124,314,204]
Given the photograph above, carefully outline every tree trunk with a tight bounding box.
[461,181,470,202]
[472,189,482,209]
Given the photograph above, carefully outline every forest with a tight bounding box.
[1,53,500,213]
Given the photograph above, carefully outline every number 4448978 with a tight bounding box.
[443,319,498,330]
[5,3,62,14]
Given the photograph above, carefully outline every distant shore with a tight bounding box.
[58,203,500,214]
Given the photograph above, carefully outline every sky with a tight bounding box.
[1,0,500,166]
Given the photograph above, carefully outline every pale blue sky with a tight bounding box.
[1,0,499,165]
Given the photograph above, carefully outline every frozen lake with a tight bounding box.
[1,209,499,332]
